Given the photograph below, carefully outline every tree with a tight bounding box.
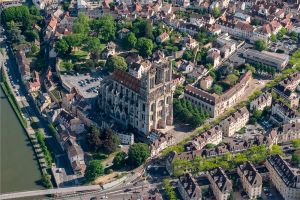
[85,37,101,52]
[137,37,154,57]
[292,150,300,165]
[100,129,120,154]
[290,31,299,42]
[55,39,70,56]
[86,126,102,152]
[105,55,128,72]
[123,32,137,49]
[41,172,52,188]
[182,50,193,61]
[270,145,283,155]
[85,160,104,182]
[113,151,127,169]
[254,40,267,51]
[128,143,150,167]
[73,13,90,34]
[292,139,300,149]
[64,34,84,48]
[90,14,116,42]
[212,8,221,18]
[212,84,223,94]
[224,74,238,86]
[132,18,153,39]
[270,34,277,42]
[245,63,256,73]
[24,30,39,42]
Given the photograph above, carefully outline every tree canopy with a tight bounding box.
[90,14,116,42]
[105,55,128,72]
[137,37,154,58]
[128,143,150,167]
[73,13,90,34]
[113,151,127,169]
[85,160,104,182]
[123,32,137,49]
[254,40,267,51]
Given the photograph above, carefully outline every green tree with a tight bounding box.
[41,172,52,188]
[24,30,39,42]
[182,50,193,61]
[85,37,101,52]
[113,151,127,169]
[290,31,299,42]
[212,84,223,94]
[292,139,300,149]
[123,32,137,49]
[270,34,277,42]
[254,40,267,51]
[212,8,221,18]
[64,34,84,48]
[136,37,154,57]
[132,18,153,39]
[55,39,70,56]
[224,74,238,86]
[245,63,256,73]
[90,14,116,42]
[105,55,128,72]
[85,160,104,182]
[292,149,300,165]
[73,13,90,34]
[100,129,120,154]
[128,143,150,167]
[270,145,283,155]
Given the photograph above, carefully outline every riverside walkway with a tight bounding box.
[0,185,101,199]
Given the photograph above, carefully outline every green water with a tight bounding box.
[0,87,43,194]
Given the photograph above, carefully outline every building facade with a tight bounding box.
[266,154,300,200]
[220,107,249,137]
[98,59,173,135]
[178,173,202,200]
[237,161,262,199]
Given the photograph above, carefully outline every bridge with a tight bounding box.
[0,185,101,199]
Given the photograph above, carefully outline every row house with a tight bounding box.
[178,173,202,200]
[280,72,300,92]
[207,167,232,200]
[185,71,252,118]
[220,107,250,137]
[184,126,223,151]
[189,13,215,28]
[237,161,262,199]
[56,110,85,134]
[273,84,299,109]
[270,101,300,126]
[250,92,272,111]
[150,132,174,157]
[266,154,300,200]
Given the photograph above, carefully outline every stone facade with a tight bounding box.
[250,92,272,111]
[98,60,173,135]
[237,161,262,199]
[178,173,202,200]
[185,71,252,118]
[220,107,249,137]
[207,167,233,200]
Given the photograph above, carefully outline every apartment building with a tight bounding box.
[220,107,250,137]
[185,71,252,118]
[178,173,202,200]
[184,126,223,151]
[150,133,174,157]
[250,92,272,111]
[237,161,262,199]
[207,167,233,200]
[270,101,300,125]
[273,122,300,144]
[266,154,300,200]
[98,59,173,135]
[242,49,289,71]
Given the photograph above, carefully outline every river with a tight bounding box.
[0,87,43,194]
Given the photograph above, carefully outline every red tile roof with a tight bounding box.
[112,70,141,93]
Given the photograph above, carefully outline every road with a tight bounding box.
[0,185,101,200]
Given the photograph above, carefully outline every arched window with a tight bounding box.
[151,103,155,111]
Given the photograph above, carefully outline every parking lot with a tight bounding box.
[60,73,102,99]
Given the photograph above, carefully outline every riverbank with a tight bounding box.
[0,66,52,188]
